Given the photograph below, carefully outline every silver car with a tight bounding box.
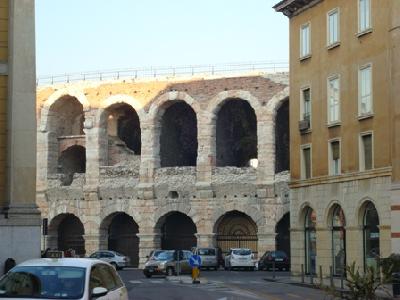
[194,248,219,270]
[89,250,130,270]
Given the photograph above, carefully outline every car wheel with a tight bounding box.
[166,267,174,276]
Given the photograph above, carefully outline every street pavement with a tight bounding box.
[118,268,332,300]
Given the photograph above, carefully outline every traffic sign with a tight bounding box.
[189,254,202,267]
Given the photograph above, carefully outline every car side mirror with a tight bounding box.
[92,287,108,298]
[146,255,149,259]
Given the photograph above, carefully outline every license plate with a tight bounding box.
[275,258,283,262]
[149,269,154,272]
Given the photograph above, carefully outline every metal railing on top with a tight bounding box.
[36,61,289,86]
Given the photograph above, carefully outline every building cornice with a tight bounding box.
[274,0,323,18]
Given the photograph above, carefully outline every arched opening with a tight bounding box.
[58,145,86,186]
[47,96,85,175]
[57,214,85,256]
[216,99,257,167]
[275,99,289,173]
[275,213,290,257]
[214,210,258,256]
[157,212,197,250]
[304,207,316,275]
[104,103,141,166]
[107,213,139,267]
[362,202,380,271]
[159,102,198,167]
[331,205,346,276]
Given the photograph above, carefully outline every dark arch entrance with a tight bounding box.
[57,214,85,256]
[216,99,257,167]
[275,213,290,257]
[158,212,197,250]
[159,101,198,167]
[58,145,86,186]
[214,211,258,256]
[108,213,139,267]
[275,99,289,173]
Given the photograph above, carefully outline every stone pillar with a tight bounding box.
[290,227,304,276]
[390,0,400,254]
[84,234,101,257]
[315,228,330,276]
[137,233,161,268]
[196,111,214,184]
[195,233,215,248]
[139,120,158,185]
[257,232,276,259]
[84,111,101,190]
[256,113,275,185]
[345,226,363,270]
[0,0,41,271]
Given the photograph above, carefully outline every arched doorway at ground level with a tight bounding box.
[275,213,290,258]
[157,211,197,250]
[102,213,139,267]
[214,210,258,256]
[55,214,85,256]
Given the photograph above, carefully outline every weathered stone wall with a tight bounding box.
[36,73,290,266]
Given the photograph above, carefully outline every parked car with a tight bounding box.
[143,250,193,278]
[146,249,164,261]
[224,248,256,271]
[0,258,128,299]
[192,247,219,270]
[258,250,290,271]
[89,250,130,270]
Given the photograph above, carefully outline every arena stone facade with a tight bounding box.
[36,73,290,267]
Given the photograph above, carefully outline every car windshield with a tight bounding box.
[154,251,174,261]
[198,249,216,256]
[232,249,252,256]
[113,251,124,257]
[150,250,164,259]
[0,266,86,299]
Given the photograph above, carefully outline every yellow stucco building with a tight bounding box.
[0,0,39,273]
[275,0,400,277]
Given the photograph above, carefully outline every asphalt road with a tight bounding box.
[118,268,331,300]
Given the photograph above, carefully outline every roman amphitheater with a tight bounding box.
[36,72,290,267]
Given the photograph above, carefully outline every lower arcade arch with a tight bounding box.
[275,213,290,257]
[156,211,197,250]
[214,210,258,256]
[50,214,85,256]
[101,213,139,267]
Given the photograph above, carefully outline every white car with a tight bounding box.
[224,248,256,271]
[0,258,128,300]
[89,250,130,270]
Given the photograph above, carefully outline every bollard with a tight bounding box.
[310,270,314,285]
[319,265,323,286]
[330,266,334,288]
[272,260,276,279]
[192,266,200,284]
[340,268,344,290]
[301,264,305,283]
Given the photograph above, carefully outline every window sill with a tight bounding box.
[300,129,312,135]
[327,42,340,50]
[327,122,341,128]
[356,28,373,38]
[299,54,311,62]
[358,113,374,121]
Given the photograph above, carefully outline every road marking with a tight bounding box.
[129,280,142,284]
[217,298,227,300]
[286,293,302,299]
[150,280,163,284]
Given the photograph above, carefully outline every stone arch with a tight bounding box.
[148,91,201,120]
[211,205,265,230]
[356,197,381,227]
[275,97,289,173]
[99,212,140,267]
[324,200,344,227]
[275,212,290,256]
[154,210,198,250]
[297,202,315,227]
[266,87,290,115]
[48,213,85,256]
[40,88,90,133]
[153,203,199,229]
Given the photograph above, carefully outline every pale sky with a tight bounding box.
[35,0,288,77]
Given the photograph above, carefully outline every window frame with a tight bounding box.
[358,63,373,117]
[358,0,372,35]
[300,144,312,180]
[327,74,341,125]
[300,22,311,59]
[328,138,341,176]
[327,8,340,48]
[359,131,374,171]
[300,85,312,125]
